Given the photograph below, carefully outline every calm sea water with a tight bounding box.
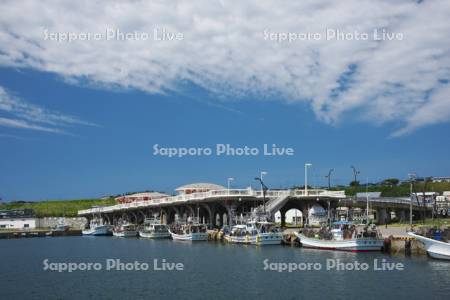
[1,237,449,300]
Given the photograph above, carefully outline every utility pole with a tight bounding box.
[305,163,312,195]
[325,168,334,190]
[408,173,416,228]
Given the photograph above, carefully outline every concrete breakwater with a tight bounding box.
[0,229,82,239]
[35,217,87,229]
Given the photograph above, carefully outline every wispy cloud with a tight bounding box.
[0,0,448,136]
[0,86,96,134]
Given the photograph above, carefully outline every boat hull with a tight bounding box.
[139,231,171,239]
[169,231,208,241]
[408,232,450,260]
[113,230,137,237]
[225,233,283,245]
[82,225,112,236]
[295,233,384,252]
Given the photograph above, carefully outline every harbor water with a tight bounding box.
[1,237,449,300]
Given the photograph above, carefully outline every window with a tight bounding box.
[24,224,29,228]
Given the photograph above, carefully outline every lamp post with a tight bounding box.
[325,168,334,190]
[408,173,416,227]
[227,177,234,192]
[305,163,312,196]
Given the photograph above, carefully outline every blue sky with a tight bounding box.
[0,1,449,201]
[1,67,449,201]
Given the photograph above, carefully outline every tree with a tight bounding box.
[382,178,400,187]
[349,180,360,187]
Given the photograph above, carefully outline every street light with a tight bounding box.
[227,177,234,192]
[408,173,416,227]
[325,168,334,190]
[305,163,312,196]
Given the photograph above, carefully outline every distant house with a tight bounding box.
[0,209,37,229]
[432,176,450,183]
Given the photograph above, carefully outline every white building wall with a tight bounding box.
[0,218,36,229]
[275,209,303,224]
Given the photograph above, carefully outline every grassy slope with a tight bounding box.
[333,182,450,197]
[0,198,116,218]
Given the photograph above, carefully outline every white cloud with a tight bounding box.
[0,86,96,134]
[0,0,449,136]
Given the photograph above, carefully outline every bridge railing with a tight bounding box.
[78,188,349,216]
[347,197,434,207]
[78,188,257,215]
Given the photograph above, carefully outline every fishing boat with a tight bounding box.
[169,223,208,241]
[52,218,70,232]
[82,219,113,236]
[408,232,450,260]
[225,220,283,245]
[113,223,137,237]
[139,218,170,239]
[295,221,384,252]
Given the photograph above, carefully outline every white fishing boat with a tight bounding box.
[295,221,384,252]
[408,232,450,260]
[52,218,70,232]
[169,223,208,241]
[225,220,283,245]
[113,223,137,237]
[139,218,170,239]
[82,219,113,236]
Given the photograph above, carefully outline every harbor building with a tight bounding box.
[0,209,37,229]
[79,182,435,228]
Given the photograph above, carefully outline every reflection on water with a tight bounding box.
[0,237,449,300]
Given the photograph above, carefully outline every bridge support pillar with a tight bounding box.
[404,210,411,223]
[225,203,237,226]
[377,208,391,225]
[200,204,214,228]
[397,210,406,223]
[279,207,288,227]
[302,207,309,227]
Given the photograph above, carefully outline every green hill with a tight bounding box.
[0,198,116,217]
[333,181,450,197]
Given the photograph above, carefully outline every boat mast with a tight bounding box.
[366,178,369,224]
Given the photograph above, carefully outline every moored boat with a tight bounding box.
[82,219,113,236]
[113,223,137,237]
[52,218,70,232]
[408,232,450,260]
[169,223,208,241]
[295,221,384,252]
[139,218,170,239]
[225,220,283,245]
